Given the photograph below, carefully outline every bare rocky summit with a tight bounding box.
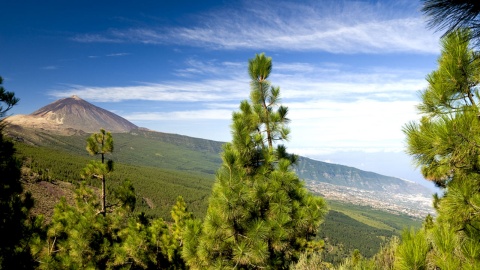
[7,95,137,133]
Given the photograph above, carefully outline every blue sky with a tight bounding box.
[1,0,442,190]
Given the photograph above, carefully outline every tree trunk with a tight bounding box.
[101,175,106,216]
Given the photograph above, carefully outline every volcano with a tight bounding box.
[7,95,137,133]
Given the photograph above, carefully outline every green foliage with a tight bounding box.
[404,29,480,187]
[85,129,114,215]
[37,184,107,269]
[0,130,34,269]
[82,160,111,179]
[335,236,400,270]
[86,128,113,161]
[36,183,192,269]
[111,178,136,212]
[290,251,332,270]
[171,196,192,244]
[316,201,422,267]
[16,129,222,175]
[182,53,328,269]
[369,236,398,270]
[11,121,425,269]
[167,196,194,269]
[248,53,292,155]
[400,29,480,269]
[394,228,430,270]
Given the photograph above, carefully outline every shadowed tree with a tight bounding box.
[0,77,19,118]
[422,0,480,45]
[0,76,38,269]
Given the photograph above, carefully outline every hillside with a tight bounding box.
[15,143,421,262]
[296,156,431,197]
[296,157,433,217]
[5,96,434,217]
[8,125,433,216]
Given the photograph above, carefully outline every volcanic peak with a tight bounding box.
[9,96,138,133]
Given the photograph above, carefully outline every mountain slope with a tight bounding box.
[5,96,433,216]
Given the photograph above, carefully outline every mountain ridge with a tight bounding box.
[296,156,431,196]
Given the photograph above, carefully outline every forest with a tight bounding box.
[2,1,480,269]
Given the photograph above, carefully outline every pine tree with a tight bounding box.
[39,184,109,269]
[401,29,480,269]
[83,129,114,215]
[394,228,430,270]
[38,181,183,269]
[169,196,193,268]
[0,77,18,118]
[182,53,328,269]
[404,28,480,188]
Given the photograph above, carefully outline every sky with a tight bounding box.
[1,0,443,191]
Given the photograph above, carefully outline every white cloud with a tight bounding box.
[124,109,233,121]
[174,59,244,78]
[49,80,248,102]
[41,66,58,70]
[106,53,130,57]
[71,0,440,54]
[49,57,428,154]
[288,98,418,154]
[49,60,426,104]
[71,34,123,43]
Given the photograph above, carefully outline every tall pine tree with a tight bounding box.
[182,53,328,269]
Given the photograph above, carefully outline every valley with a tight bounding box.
[4,95,431,265]
[14,138,423,264]
[9,122,435,218]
